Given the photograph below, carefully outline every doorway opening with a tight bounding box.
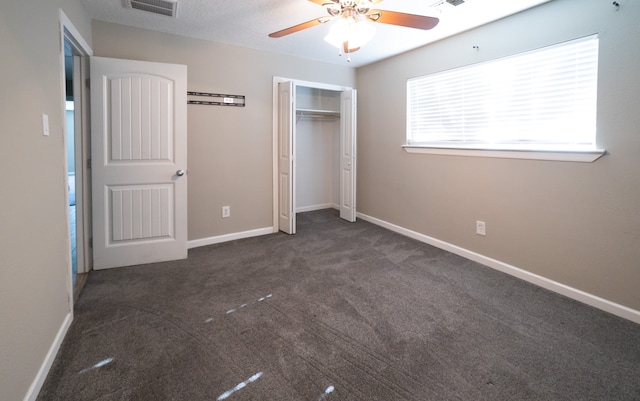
[64,39,78,287]
[60,11,93,303]
[272,78,357,234]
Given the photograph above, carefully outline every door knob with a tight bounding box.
[176,169,185,177]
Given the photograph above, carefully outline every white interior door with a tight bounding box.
[90,57,188,270]
[340,89,357,222]
[72,54,91,273]
[278,81,296,234]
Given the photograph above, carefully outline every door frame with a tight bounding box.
[271,77,355,232]
[59,10,93,305]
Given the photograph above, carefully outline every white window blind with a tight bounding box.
[407,35,599,149]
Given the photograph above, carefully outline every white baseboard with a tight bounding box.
[296,204,338,213]
[24,311,73,401]
[187,227,274,249]
[357,212,640,324]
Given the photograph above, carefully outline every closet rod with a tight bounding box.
[296,110,340,119]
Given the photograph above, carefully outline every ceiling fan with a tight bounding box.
[268,0,440,60]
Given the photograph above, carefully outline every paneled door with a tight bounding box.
[90,57,187,270]
[278,81,296,234]
[340,89,357,222]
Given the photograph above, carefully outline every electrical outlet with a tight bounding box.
[476,220,486,236]
[222,206,231,218]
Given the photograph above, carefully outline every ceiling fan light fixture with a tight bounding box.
[355,0,374,14]
[325,3,342,16]
[324,17,375,51]
[350,21,375,48]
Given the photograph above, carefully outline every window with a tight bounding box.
[406,35,604,161]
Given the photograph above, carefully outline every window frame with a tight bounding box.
[404,35,606,162]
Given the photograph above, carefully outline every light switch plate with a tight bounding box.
[42,114,50,136]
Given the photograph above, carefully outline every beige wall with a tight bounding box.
[92,21,356,241]
[357,0,640,311]
[2,0,638,398]
[0,1,92,400]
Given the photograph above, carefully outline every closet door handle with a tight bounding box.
[176,169,186,177]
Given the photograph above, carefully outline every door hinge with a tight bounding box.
[89,237,93,248]
[87,158,91,169]
[85,78,90,89]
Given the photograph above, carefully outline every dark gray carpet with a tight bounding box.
[38,209,640,400]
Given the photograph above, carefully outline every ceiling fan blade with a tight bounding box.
[366,10,439,30]
[268,18,327,38]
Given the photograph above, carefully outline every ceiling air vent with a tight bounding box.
[429,0,466,12]
[125,0,178,17]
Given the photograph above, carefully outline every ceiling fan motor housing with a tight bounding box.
[326,0,374,17]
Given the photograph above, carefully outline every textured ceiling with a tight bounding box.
[80,0,551,68]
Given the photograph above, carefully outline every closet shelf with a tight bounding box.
[296,108,340,119]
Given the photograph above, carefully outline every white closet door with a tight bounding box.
[340,89,357,222]
[91,57,188,269]
[278,81,296,234]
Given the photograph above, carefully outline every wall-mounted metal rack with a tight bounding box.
[187,91,245,107]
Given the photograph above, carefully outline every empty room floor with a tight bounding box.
[38,209,640,400]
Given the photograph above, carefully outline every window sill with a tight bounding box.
[402,144,606,162]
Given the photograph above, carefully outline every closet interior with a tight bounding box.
[295,86,342,213]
